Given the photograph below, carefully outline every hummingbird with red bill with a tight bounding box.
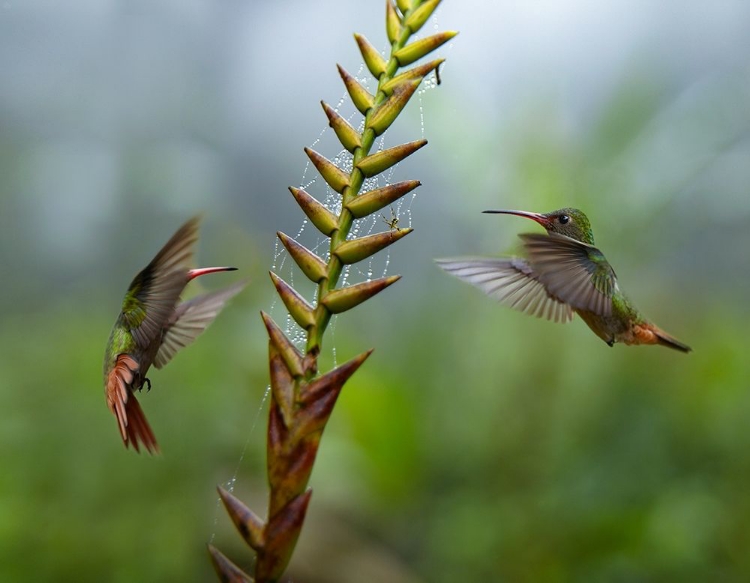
[436,207,691,353]
[104,216,246,453]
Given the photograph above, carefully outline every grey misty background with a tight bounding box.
[3,1,749,304]
[2,1,750,582]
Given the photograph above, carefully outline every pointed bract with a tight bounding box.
[288,187,338,237]
[304,147,350,194]
[393,30,458,66]
[295,377,344,440]
[356,139,427,177]
[404,0,442,34]
[269,272,315,330]
[207,544,254,583]
[269,348,296,429]
[277,232,328,283]
[266,406,319,514]
[335,228,412,265]
[380,58,444,95]
[260,490,313,582]
[347,180,421,218]
[218,487,266,552]
[322,275,401,313]
[337,64,375,115]
[386,0,402,44]
[368,79,422,136]
[354,33,387,79]
[321,101,362,153]
[260,311,304,378]
[300,349,372,405]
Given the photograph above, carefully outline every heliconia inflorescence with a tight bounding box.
[211,1,456,581]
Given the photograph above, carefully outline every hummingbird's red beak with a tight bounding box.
[187,266,238,281]
[482,209,550,227]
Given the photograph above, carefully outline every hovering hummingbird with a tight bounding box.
[104,216,246,453]
[436,207,691,353]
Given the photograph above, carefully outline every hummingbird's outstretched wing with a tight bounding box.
[519,233,617,317]
[435,258,574,322]
[153,280,248,369]
[120,217,201,349]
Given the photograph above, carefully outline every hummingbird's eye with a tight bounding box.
[558,214,570,224]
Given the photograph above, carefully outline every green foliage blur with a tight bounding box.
[2,1,750,582]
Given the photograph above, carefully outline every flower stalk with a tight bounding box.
[211,2,456,581]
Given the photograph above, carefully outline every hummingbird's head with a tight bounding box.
[483,207,595,245]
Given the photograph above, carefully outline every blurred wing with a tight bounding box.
[154,280,247,369]
[519,233,617,317]
[120,217,201,348]
[435,257,574,323]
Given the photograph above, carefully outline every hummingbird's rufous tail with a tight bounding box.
[122,394,159,454]
[634,323,692,353]
[653,328,692,353]
[106,354,160,454]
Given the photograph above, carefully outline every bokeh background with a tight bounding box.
[2,1,750,581]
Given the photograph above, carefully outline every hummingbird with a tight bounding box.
[436,207,691,353]
[104,216,246,454]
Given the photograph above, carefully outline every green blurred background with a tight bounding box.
[2,1,750,581]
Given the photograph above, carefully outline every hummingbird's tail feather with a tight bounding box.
[653,327,692,353]
[632,323,692,353]
[123,394,160,454]
[105,354,160,454]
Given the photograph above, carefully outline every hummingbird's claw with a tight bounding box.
[143,377,152,392]
[606,339,615,347]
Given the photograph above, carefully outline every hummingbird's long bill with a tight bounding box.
[188,266,238,280]
[483,209,549,227]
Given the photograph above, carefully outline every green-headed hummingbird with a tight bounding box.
[436,207,690,353]
[103,216,246,454]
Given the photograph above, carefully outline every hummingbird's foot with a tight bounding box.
[142,377,152,392]
[606,339,615,347]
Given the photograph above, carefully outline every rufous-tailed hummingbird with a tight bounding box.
[103,216,246,453]
[436,207,690,353]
